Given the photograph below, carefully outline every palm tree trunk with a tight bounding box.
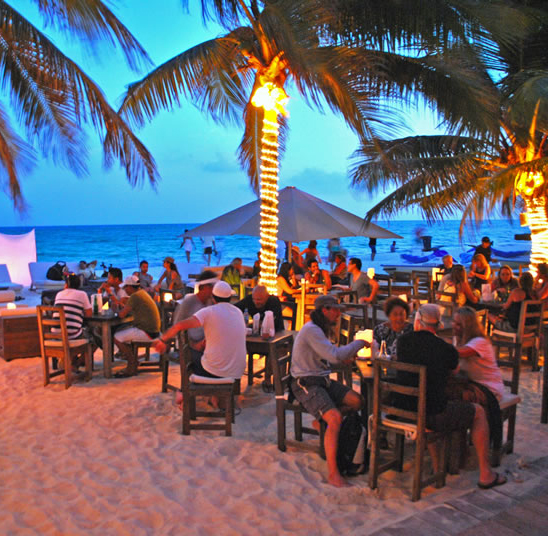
[258,109,280,294]
[524,196,548,275]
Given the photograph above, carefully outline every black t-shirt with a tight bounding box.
[234,295,284,332]
[394,330,459,415]
[474,244,492,263]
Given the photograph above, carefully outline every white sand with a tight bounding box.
[1,351,547,535]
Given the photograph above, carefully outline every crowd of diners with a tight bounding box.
[50,235,545,491]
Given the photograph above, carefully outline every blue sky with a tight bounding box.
[1,0,440,227]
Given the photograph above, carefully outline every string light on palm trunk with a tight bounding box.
[252,82,289,295]
[516,171,547,276]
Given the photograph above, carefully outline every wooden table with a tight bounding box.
[246,330,295,388]
[356,358,375,416]
[86,313,132,378]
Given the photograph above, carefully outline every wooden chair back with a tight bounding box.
[375,274,392,301]
[270,337,326,457]
[335,289,358,304]
[281,301,298,331]
[369,358,449,501]
[37,305,92,389]
[177,333,235,436]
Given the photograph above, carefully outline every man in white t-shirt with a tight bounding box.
[154,281,246,379]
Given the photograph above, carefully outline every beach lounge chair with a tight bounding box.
[0,264,23,293]
[29,261,80,291]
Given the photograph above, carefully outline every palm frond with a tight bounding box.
[119,33,251,128]
[33,0,151,70]
[0,101,35,210]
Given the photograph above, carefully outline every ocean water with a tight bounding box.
[0,219,530,278]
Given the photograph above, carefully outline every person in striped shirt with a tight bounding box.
[54,274,92,340]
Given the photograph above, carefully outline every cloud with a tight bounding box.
[201,152,240,174]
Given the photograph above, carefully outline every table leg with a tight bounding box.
[542,327,548,423]
[102,322,112,378]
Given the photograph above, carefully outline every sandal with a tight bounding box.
[478,472,507,489]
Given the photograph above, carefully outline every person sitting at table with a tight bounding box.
[114,275,161,377]
[172,270,217,362]
[301,240,322,264]
[469,253,491,292]
[221,257,243,293]
[346,257,379,303]
[53,274,93,373]
[235,285,284,332]
[304,258,332,291]
[154,257,184,299]
[136,260,154,295]
[154,281,246,390]
[330,254,347,285]
[438,254,454,277]
[97,267,129,311]
[452,306,505,402]
[490,265,518,301]
[372,297,414,359]
[488,272,538,331]
[291,294,368,487]
[534,263,548,302]
[77,260,97,285]
[396,304,506,489]
[277,262,299,302]
[438,265,478,307]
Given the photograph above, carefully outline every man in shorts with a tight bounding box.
[395,304,506,489]
[291,294,368,487]
[114,275,161,377]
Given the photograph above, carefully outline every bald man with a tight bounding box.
[235,285,284,332]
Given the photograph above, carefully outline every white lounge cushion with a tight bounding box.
[499,392,521,410]
[0,290,16,302]
[44,338,89,348]
[189,374,235,385]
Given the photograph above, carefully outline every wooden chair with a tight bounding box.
[179,335,236,436]
[492,300,544,392]
[375,274,392,301]
[281,300,298,331]
[369,358,450,502]
[334,289,358,304]
[332,312,362,386]
[130,340,165,375]
[37,306,93,389]
[270,337,326,458]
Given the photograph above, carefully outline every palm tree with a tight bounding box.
[350,1,548,273]
[118,0,500,293]
[2,0,158,211]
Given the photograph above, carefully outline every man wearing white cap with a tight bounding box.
[172,270,217,363]
[155,281,246,380]
[395,304,506,490]
[114,275,161,377]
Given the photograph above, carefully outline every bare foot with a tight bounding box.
[175,391,183,411]
[328,472,350,488]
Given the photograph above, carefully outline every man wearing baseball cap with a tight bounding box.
[114,275,161,377]
[291,294,369,488]
[154,281,246,381]
[395,304,506,489]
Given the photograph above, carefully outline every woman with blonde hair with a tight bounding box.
[438,265,479,306]
[453,306,504,401]
[469,253,491,291]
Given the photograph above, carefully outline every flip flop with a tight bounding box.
[478,472,507,489]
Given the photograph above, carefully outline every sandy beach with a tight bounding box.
[1,350,547,536]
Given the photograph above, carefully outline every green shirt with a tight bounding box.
[129,289,161,334]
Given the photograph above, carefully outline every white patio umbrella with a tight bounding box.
[186,186,402,245]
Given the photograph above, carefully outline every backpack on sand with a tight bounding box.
[46,261,66,281]
[337,412,368,476]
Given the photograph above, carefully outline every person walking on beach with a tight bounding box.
[291,294,367,487]
[179,229,195,262]
[114,276,161,377]
[368,237,377,261]
[201,236,216,266]
[327,237,341,270]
